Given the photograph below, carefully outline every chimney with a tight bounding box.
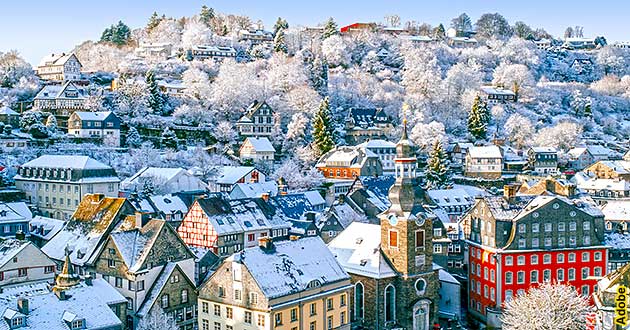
[54,290,67,300]
[337,194,345,204]
[84,275,93,286]
[503,184,518,202]
[258,237,274,252]
[261,192,270,202]
[305,212,316,222]
[135,212,148,229]
[17,298,28,315]
[15,230,25,241]
[93,193,105,201]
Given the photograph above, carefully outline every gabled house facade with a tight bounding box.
[67,111,121,146]
[32,81,88,130]
[527,147,558,175]
[35,52,82,82]
[344,108,393,145]
[236,100,275,137]
[465,145,503,179]
[315,146,383,180]
[0,239,57,288]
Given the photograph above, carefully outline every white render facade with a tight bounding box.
[14,155,120,220]
[35,53,82,81]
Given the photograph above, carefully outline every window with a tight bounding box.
[583,222,590,231]
[530,270,539,283]
[517,271,525,284]
[505,290,513,302]
[491,269,495,283]
[234,289,242,301]
[218,286,225,297]
[557,253,565,263]
[518,223,526,233]
[127,297,133,310]
[385,285,396,322]
[433,244,442,253]
[558,268,565,281]
[249,292,258,305]
[257,314,265,327]
[202,319,209,330]
[570,222,577,231]
[214,322,221,330]
[532,237,539,248]
[202,302,209,313]
[245,311,252,324]
[108,259,116,268]
[595,252,602,261]
[582,267,589,280]
[181,289,188,303]
[569,268,576,281]
[115,277,122,288]
[584,235,591,245]
[582,252,590,262]
[354,282,364,319]
[341,311,346,325]
[569,253,576,262]
[517,256,525,265]
[518,238,526,248]
[532,223,539,233]
[327,298,334,311]
[340,293,347,306]
[544,269,551,282]
[275,313,283,326]
[389,230,398,248]
[291,308,298,322]
[531,255,539,265]
[44,265,55,273]
[310,303,317,316]
[327,315,333,329]
[161,294,169,308]
[214,305,221,316]
[171,274,180,283]
[310,321,316,330]
[505,256,513,265]
[543,254,551,264]
[544,223,552,232]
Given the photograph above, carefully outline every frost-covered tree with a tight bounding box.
[161,127,178,149]
[425,139,452,190]
[173,104,209,126]
[512,21,533,39]
[384,15,401,28]
[200,5,215,27]
[210,61,264,120]
[322,17,339,39]
[29,123,49,139]
[312,97,336,155]
[272,158,324,191]
[310,56,328,95]
[493,63,535,90]
[214,121,237,146]
[468,95,490,140]
[322,35,349,68]
[147,12,161,32]
[504,113,534,148]
[410,121,446,152]
[501,282,590,330]
[475,13,512,40]
[145,70,165,115]
[273,27,288,54]
[182,67,212,104]
[125,127,142,148]
[45,115,57,133]
[596,46,624,75]
[19,110,46,132]
[273,17,289,36]
[433,24,446,40]
[535,122,583,151]
[450,13,472,35]
[0,50,34,88]
[564,26,574,39]
[401,47,442,105]
[137,307,178,330]
[182,18,212,49]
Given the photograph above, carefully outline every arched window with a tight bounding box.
[354,282,364,320]
[384,284,396,322]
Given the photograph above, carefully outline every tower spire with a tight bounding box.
[54,245,80,292]
[401,103,409,140]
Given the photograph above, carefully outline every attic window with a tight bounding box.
[244,221,253,228]
[360,259,368,266]
[227,217,235,224]
[10,316,24,328]
[71,319,85,329]
[164,198,171,204]
[217,219,225,225]
[355,238,363,244]
[306,280,321,289]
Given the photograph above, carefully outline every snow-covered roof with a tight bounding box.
[109,220,166,273]
[0,202,31,224]
[605,232,630,250]
[0,240,30,268]
[230,181,278,200]
[303,191,325,207]
[125,167,187,185]
[0,107,18,116]
[357,139,396,149]
[587,145,616,157]
[37,52,77,68]
[593,161,630,175]
[468,145,502,159]
[575,176,630,192]
[29,216,65,241]
[20,155,112,170]
[72,111,114,121]
[530,146,557,153]
[328,222,396,279]
[231,237,349,300]
[0,279,125,330]
[34,81,87,100]
[568,147,589,158]
[601,201,630,221]
[214,166,256,185]
[191,45,237,53]
[514,195,603,223]
[137,262,192,317]
[148,194,188,214]
[427,188,475,208]
[480,86,516,96]
[243,137,275,152]
[400,35,434,42]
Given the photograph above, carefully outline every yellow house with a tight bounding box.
[198,237,352,330]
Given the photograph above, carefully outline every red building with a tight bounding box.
[340,22,377,34]
[461,190,607,327]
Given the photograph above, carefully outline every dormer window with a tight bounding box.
[306,280,322,289]
[71,319,84,329]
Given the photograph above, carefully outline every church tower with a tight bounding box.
[380,115,435,276]
[379,106,439,330]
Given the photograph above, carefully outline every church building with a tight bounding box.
[328,116,441,330]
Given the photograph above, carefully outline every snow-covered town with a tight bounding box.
[0,2,629,329]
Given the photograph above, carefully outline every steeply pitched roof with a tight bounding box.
[109,220,165,273]
[231,237,349,299]
[327,222,396,279]
[213,166,256,185]
[468,145,502,159]
[242,137,275,152]
[137,262,194,317]
[72,111,114,121]
[37,53,79,68]
[0,202,31,224]
[0,240,30,268]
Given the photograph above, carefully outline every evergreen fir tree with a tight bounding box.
[145,70,164,114]
[101,21,131,45]
[424,139,452,190]
[221,25,228,36]
[322,17,339,39]
[200,5,215,27]
[126,127,142,148]
[584,101,592,117]
[161,127,178,149]
[312,97,336,155]
[273,17,289,36]
[310,56,328,96]
[147,12,161,32]
[433,23,446,40]
[45,115,57,132]
[468,95,490,140]
[273,28,288,53]
[140,178,155,197]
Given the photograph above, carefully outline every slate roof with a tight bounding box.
[0,202,31,224]
[270,193,322,220]
[28,216,65,241]
[137,262,194,317]
[346,108,391,128]
[20,155,111,170]
[231,237,349,299]
[108,220,167,273]
[243,137,275,152]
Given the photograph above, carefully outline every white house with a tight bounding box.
[122,167,207,194]
[229,181,278,200]
[568,147,595,170]
[239,137,275,163]
[0,239,57,288]
[208,166,266,193]
[67,111,121,146]
[465,145,503,179]
[35,52,82,81]
[356,139,397,175]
